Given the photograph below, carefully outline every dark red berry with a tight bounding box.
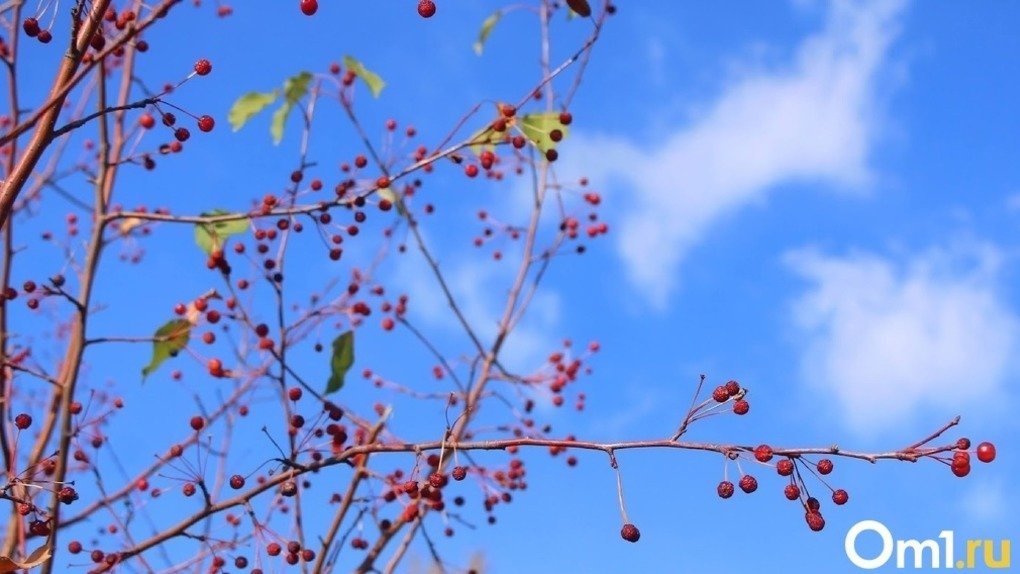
[300,0,318,15]
[194,59,212,76]
[229,474,245,489]
[174,127,190,142]
[784,483,800,500]
[832,489,849,505]
[711,386,729,402]
[58,486,78,504]
[451,466,467,481]
[717,480,734,499]
[776,459,794,476]
[22,18,40,37]
[197,115,215,132]
[417,0,436,18]
[754,444,773,463]
[733,399,749,415]
[620,523,640,543]
[816,459,833,475]
[738,474,758,493]
[805,511,825,531]
[14,413,32,430]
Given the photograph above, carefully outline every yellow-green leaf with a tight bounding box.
[270,101,292,145]
[269,72,312,145]
[473,11,503,56]
[467,124,504,155]
[325,330,354,395]
[195,209,249,254]
[228,91,278,132]
[343,55,385,98]
[519,112,569,153]
[142,319,191,379]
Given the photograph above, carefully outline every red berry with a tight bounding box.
[288,387,302,401]
[711,386,729,402]
[452,466,467,481]
[559,111,573,125]
[806,497,820,511]
[784,483,800,500]
[976,441,996,463]
[194,59,212,76]
[266,542,282,556]
[58,486,78,504]
[805,511,825,532]
[182,482,196,497]
[753,444,773,463]
[956,437,971,450]
[952,461,971,477]
[197,115,215,132]
[724,380,741,396]
[174,127,190,142]
[832,489,849,505]
[732,399,749,415]
[717,480,734,499]
[816,459,833,475]
[22,18,40,37]
[190,416,205,431]
[376,176,391,189]
[738,474,758,493]
[776,459,794,476]
[300,0,318,15]
[464,164,479,178]
[620,523,640,543]
[139,113,155,129]
[14,413,31,430]
[417,0,436,18]
[229,474,245,489]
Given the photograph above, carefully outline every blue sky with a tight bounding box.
[7,1,1020,572]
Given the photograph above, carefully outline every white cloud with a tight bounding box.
[564,0,905,307]
[785,242,1018,433]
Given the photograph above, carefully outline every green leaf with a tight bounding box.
[269,72,312,145]
[194,209,249,254]
[142,319,191,379]
[283,71,313,103]
[228,91,278,132]
[519,112,570,153]
[473,11,503,56]
[326,330,355,395]
[343,55,386,98]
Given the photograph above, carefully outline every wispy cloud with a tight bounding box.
[393,245,560,372]
[785,242,1018,433]
[565,0,905,307]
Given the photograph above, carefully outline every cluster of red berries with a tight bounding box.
[949,438,996,477]
[265,540,315,565]
[21,17,52,44]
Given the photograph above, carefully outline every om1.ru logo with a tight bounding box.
[845,520,1011,569]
